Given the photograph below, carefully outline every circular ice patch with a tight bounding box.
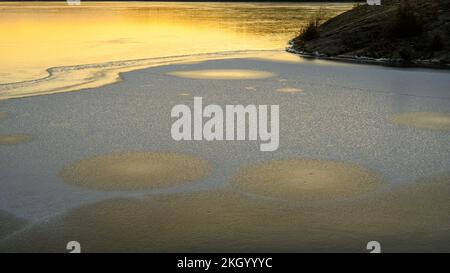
[60,152,212,191]
[276,87,304,93]
[233,159,385,201]
[167,69,276,80]
[0,134,32,145]
[390,112,450,130]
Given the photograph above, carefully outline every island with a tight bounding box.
[289,0,450,68]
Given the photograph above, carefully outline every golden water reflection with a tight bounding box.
[0,2,351,84]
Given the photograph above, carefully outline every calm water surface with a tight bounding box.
[0,2,351,84]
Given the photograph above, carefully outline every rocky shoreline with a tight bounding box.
[287,41,450,69]
[289,0,450,69]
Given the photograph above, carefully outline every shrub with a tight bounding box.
[298,21,320,42]
[297,7,326,42]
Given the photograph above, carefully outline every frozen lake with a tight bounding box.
[0,2,449,252]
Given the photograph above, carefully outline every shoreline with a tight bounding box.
[2,45,450,102]
[0,50,282,101]
[286,41,450,70]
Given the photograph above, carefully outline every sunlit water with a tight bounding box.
[0,2,350,98]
